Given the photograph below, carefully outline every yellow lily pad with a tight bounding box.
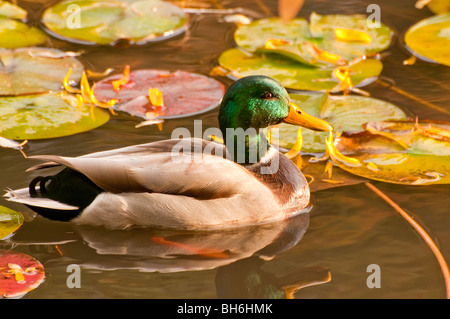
[42,0,188,45]
[0,206,23,240]
[331,120,450,185]
[0,92,110,140]
[426,0,450,14]
[0,17,47,49]
[272,93,408,153]
[217,48,383,92]
[404,13,450,66]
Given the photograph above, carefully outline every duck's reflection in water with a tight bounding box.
[8,209,330,298]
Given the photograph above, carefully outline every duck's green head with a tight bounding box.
[218,75,332,134]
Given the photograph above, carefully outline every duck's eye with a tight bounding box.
[262,92,274,99]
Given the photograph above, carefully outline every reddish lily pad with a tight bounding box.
[93,69,225,119]
[0,206,23,240]
[0,47,83,96]
[0,249,45,298]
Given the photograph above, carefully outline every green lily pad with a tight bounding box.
[233,14,392,67]
[0,1,27,19]
[42,0,188,45]
[0,92,110,140]
[0,17,47,49]
[272,93,408,153]
[0,47,84,96]
[308,12,393,60]
[0,249,45,298]
[0,206,23,240]
[404,13,450,66]
[217,48,383,92]
[331,120,450,185]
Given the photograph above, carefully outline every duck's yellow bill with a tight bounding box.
[283,102,333,132]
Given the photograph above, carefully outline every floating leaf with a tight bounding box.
[0,1,27,19]
[0,17,47,49]
[233,14,392,67]
[308,12,392,60]
[331,120,450,185]
[0,47,84,96]
[425,0,450,14]
[42,0,188,45]
[272,93,407,153]
[93,69,224,119]
[0,92,110,140]
[217,48,383,92]
[404,13,450,66]
[0,206,23,240]
[0,249,45,298]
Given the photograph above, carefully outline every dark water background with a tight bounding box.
[0,0,449,298]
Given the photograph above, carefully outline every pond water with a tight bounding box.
[1,0,449,299]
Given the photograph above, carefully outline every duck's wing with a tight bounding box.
[25,138,276,200]
[26,138,226,171]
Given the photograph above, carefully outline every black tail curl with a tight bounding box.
[26,168,103,222]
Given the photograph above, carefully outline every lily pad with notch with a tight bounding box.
[217,48,383,92]
[233,14,393,67]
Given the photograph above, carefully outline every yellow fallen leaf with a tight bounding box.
[326,131,362,167]
[335,28,372,43]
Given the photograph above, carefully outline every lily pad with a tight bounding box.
[0,206,23,240]
[0,1,27,19]
[0,17,47,49]
[42,0,188,45]
[0,47,84,96]
[331,120,450,185]
[404,13,450,66]
[0,249,45,298]
[308,12,393,60]
[426,0,450,14]
[0,92,110,140]
[218,48,383,92]
[234,15,392,66]
[273,93,407,153]
[93,69,225,119]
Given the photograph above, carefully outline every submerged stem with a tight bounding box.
[365,182,450,299]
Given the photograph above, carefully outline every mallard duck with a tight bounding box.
[5,76,332,230]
